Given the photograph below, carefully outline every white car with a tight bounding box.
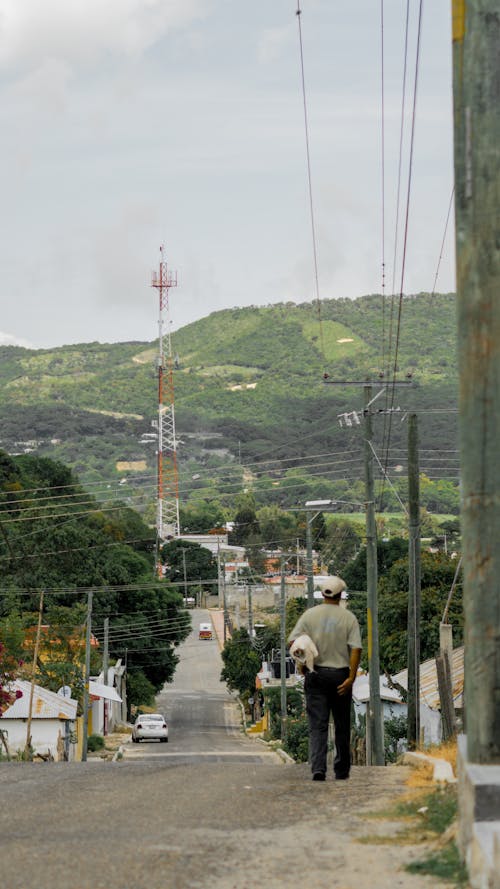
[131,713,169,743]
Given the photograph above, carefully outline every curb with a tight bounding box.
[112,745,125,762]
[254,736,295,764]
[401,750,456,783]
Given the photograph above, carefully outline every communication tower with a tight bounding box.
[151,246,180,564]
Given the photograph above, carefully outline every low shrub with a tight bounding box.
[87,733,105,752]
[284,715,309,762]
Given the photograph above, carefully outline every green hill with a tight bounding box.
[0,293,459,515]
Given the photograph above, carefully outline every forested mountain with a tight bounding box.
[0,293,459,516]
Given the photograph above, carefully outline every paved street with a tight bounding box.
[0,608,452,889]
[123,609,275,765]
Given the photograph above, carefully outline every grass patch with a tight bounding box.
[407,842,468,886]
[393,785,458,834]
[360,785,459,848]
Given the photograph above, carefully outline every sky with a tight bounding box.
[0,0,456,350]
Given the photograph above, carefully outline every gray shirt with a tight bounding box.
[288,603,362,669]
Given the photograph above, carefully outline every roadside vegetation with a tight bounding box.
[0,450,191,715]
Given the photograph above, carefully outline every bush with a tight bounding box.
[264,686,305,740]
[284,715,309,762]
[87,733,105,752]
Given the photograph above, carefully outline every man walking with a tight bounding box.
[288,575,362,781]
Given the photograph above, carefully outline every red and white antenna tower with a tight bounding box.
[151,246,180,561]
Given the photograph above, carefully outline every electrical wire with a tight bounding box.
[379,0,425,509]
[295,0,325,359]
[431,185,455,299]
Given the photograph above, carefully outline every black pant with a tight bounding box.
[304,666,352,777]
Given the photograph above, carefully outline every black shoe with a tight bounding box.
[312,772,326,781]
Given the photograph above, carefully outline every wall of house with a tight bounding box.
[1,718,71,760]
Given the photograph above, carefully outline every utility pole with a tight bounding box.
[25,590,44,757]
[280,558,287,742]
[247,584,254,638]
[305,515,315,608]
[82,590,93,763]
[181,547,188,605]
[364,385,384,765]
[217,542,222,610]
[407,413,421,749]
[304,501,334,608]
[222,563,228,643]
[103,617,109,736]
[451,0,500,763]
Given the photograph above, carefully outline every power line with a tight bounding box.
[295,0,325,359]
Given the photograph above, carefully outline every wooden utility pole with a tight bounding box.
[407,414,421,749]
[364,386,384,765]
[451,0,500,763]
[81,590,93,762]
[25,590,44,757]
[103,617,109,736]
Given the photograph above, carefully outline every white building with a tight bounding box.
[0,679,78,761]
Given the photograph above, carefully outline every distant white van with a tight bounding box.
[199,623,212,640]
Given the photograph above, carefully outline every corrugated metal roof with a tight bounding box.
[393,646,464,711]
[0,680,78,720]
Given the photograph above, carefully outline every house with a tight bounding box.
[391,645,464,744]
[353,646,464,747]
[89,662,125,736]
[0,679,78,761]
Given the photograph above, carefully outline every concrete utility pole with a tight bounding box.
[304,500,334,608]
[82,589,93,763]
[103,617,109,736]
[364,386,384,765]
[407,414,421,749]
[305,514,315,608]
[280,559,287,742]
[451,0,500,763]
[247,584,254,639]
[181,547,188,604]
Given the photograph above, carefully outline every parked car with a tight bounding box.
[131,713,168,743]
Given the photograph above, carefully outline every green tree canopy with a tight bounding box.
[220,628,261,697]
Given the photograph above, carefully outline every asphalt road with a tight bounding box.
[0,609,450,889]
[123,608,275,764]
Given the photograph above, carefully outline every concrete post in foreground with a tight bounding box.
[451,0,500,763]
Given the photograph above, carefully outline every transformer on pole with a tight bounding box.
[151,246,180,569]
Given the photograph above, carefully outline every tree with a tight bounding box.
[0,618,24,715]
[179,502,226,534]
[220,628,261,697]
[229,506,260,547]
[0,451,191,699]
[376,551,463,673]
[161,539,217,594]
[319,519,361,574]
[342,537,408,592]
[257,506,298,550]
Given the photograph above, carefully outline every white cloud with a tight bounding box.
[0,0,207,73]
[0,330,34,348]
[257,25,293,64]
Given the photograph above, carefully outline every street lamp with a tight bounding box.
[304,500,334,609]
